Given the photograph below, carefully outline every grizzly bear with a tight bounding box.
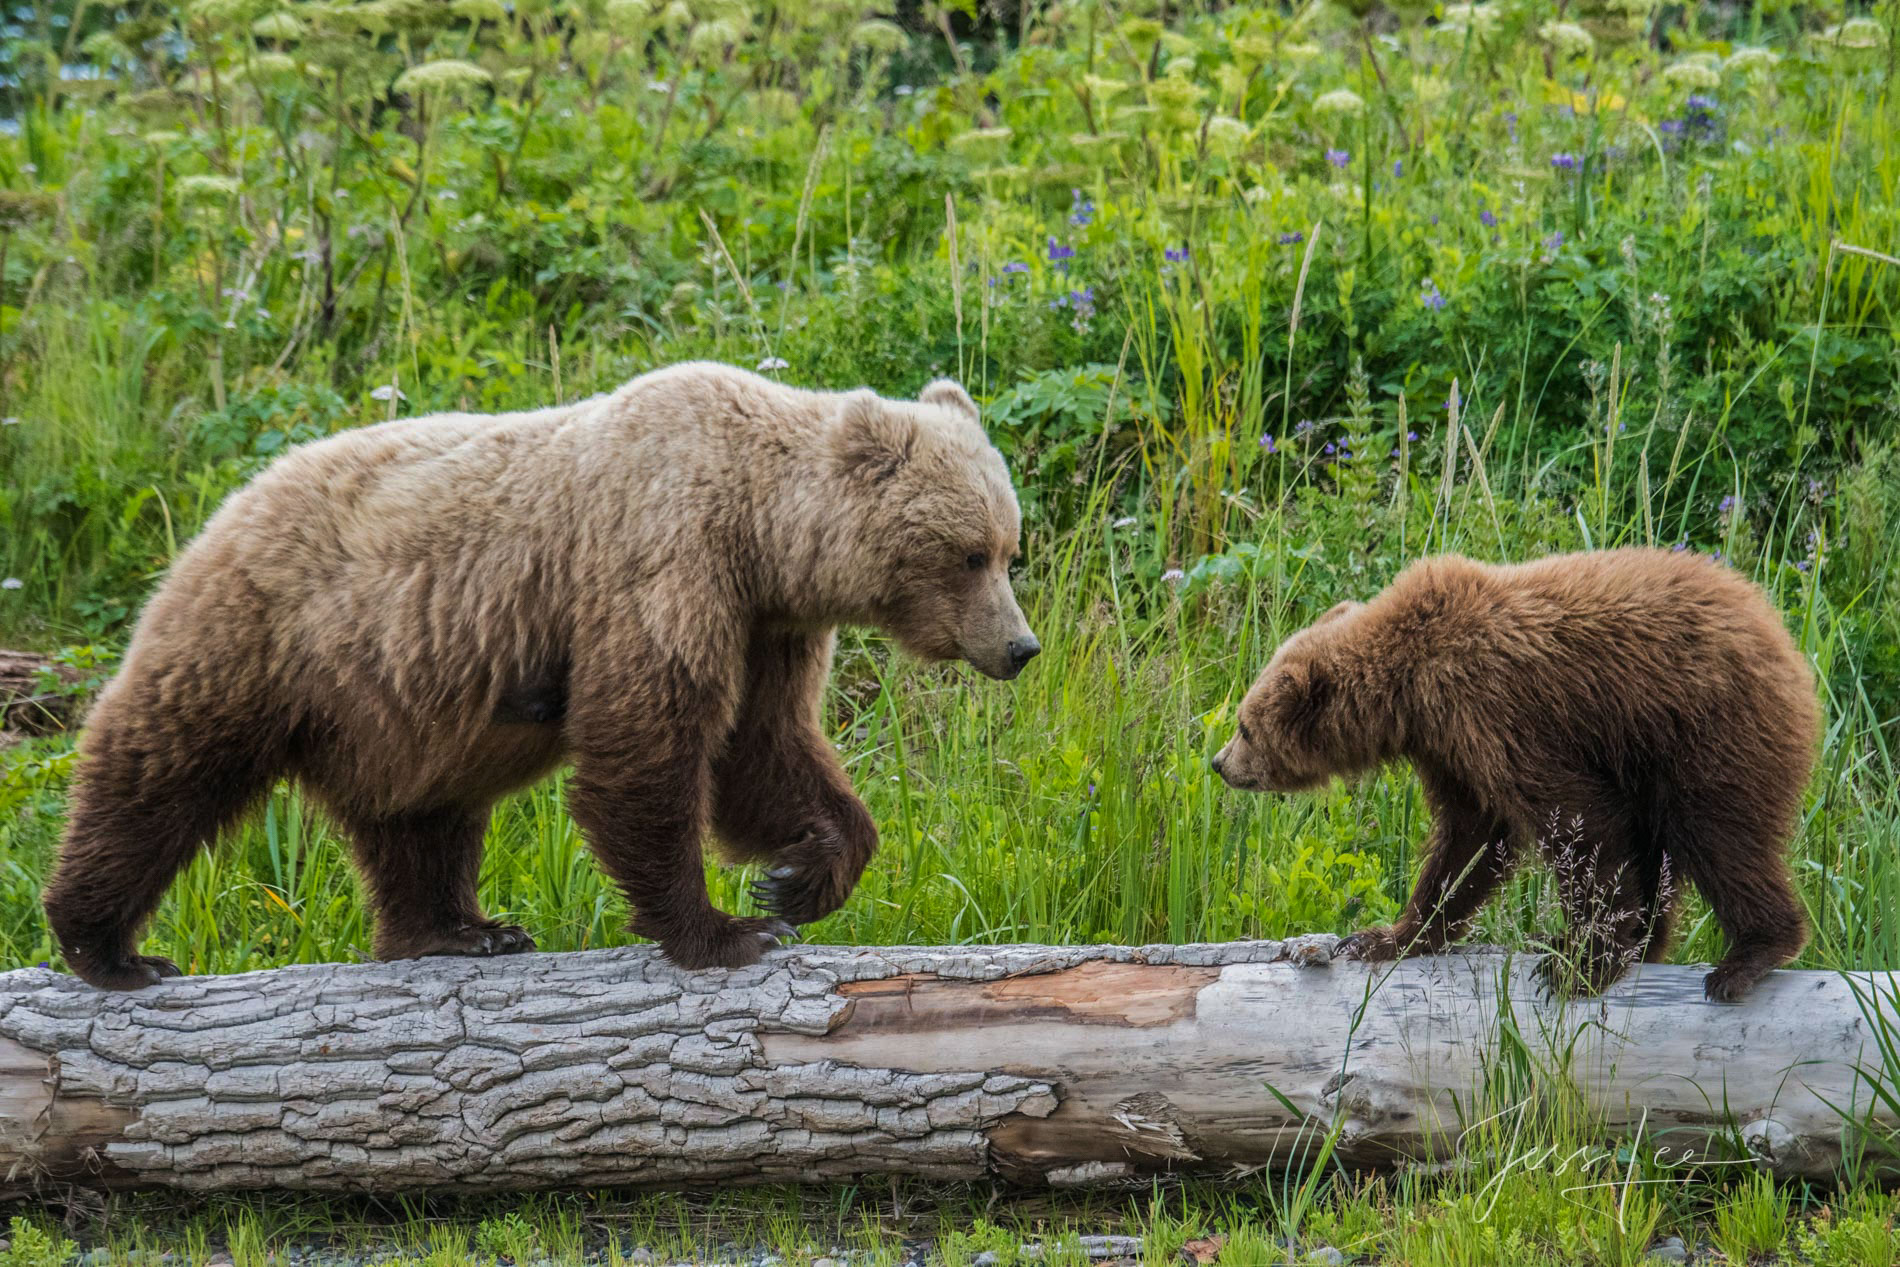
[44,363,1038,989]
[1212,548,1818,1002]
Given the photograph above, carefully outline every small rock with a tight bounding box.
[1078,1238,1143,1260]
[628,1252,656,1265]
[207,1255,235,1267]
[972,1255,1001,1267]
[813,1258,840,1267]
[1646,1238,1687,1263]
[1305,1249,1344,1266]
[0,1240,10,1255]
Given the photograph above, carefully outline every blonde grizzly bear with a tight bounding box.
[44,363,1038,989]
[1213,548,1818,1002]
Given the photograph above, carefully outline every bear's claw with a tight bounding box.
[71,952,182,991]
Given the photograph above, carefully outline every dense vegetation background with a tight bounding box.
[3,0,1900,1261]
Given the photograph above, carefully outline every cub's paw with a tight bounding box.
[659,917,799,971]
[1533,946,1632,1000]
[69,950,182,991]
[1332,927,1404,963]
[1703,962,1763,1004]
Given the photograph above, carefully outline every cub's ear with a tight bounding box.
[1274,661,1333,731]
[918,379,980,424]
[833,390,915,481]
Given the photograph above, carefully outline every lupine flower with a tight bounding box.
[1325,148,1350,169]
[1480,208,1498,228]
[1407,430,1418,442]
[1296,418,1315,435]
[1260,433,1277,453]
[1541,231,1565,262]
[1324,441,1337,456]
[1164,245,1190,264]
[1671,540,1689,552]
[1393,160,1403,177]
[1550,152,1580,170]
[757,356,790,372]
[1069,188,1096,228]
[1002,260,1029,275]
[1420,278,1446,310]
[1718,494,1738,514]
[1047,237,1075,265]
[1277,231,1305,245]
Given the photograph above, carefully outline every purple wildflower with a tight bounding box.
[1420,277,1446,311]
[1325,148,1350,169]
[1406,430,1418,442]
[1164,245,1190,264]
[1277,231,1305,245]
[1001,260,1029,275]
[1260,433,1277,453]
[1324,441,1337,456]
[1047,237,1075,264]
[1718,494,1738,514]
[1393,160,1403,177]
[1480,208,1498,228]
[1069,188,1096,228]
[1686,94,1717,113]
[1295,418,1315,436]
[1551,153,1580,170]
[1162,568,1186,583]
[1671,540,1689,552]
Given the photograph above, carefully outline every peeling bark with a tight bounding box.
[0,938,1892,1194]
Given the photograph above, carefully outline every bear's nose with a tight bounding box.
[1210,750,1226,774]
[1007,635,1041,671]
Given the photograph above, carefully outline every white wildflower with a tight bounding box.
[393,59,493,96]
[1,578,22,591]
[756,356,789,372]
[1540,21,1594,57]
[1662,59,1721,90]
[1725,46,1780,74]
[1313,88,1365,115]
[370,384,406,402]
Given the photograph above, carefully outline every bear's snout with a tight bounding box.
[1006,635,1040,673]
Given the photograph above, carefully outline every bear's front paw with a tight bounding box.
[1533,944,1634,1000]
[1332,927,1404,963]
[749,813,876,927]
[657,916,799,971]
[68,950,182,991]
[384,922,538,960]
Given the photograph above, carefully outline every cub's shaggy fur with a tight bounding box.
[1213,548,1818,1001]
[45,364,1037,989]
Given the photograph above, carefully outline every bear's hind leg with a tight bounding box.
[339,804,534,960]
[1664,817,1807,1003]
[45,694,277,990]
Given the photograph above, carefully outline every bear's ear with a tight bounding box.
[919,379,980,425]
[1275,661,1334,733]
[833,390,915,482]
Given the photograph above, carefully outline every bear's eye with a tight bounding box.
[1237,722,1254,745]
[965,552,988,572]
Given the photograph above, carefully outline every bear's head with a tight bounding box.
[829,380,1038,680]
[1212,600,1381,791]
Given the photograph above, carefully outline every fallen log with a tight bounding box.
[0,650,79,740]
[0,938,1893,1194]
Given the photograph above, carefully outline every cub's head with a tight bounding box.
[831,380,1038,680]
[1212,600,1368,792]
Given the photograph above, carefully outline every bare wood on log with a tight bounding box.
[0,938,1891,1195]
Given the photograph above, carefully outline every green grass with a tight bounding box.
[4,0,1900,1261]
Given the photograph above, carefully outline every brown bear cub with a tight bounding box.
[1213,548,1818,1002]
[45,363,1038,989]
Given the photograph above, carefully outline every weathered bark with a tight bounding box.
[0,650,78,740]
[0,938,1893,1195]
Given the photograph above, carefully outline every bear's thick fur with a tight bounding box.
[1213,548,1818,1001]
[45,364,1037,989]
